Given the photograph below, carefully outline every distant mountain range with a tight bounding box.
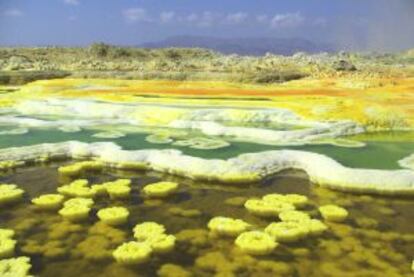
[140,36,336,56]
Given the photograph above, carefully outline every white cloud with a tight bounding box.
[123,8,152,23]
[270,12,304,28]
[64,0,80,6]
[180,11,217,27]
[160,11,175,23]
[225,12,248,24]
[313,17,327,27]
[256,14,269,24]
[3,9,24,17]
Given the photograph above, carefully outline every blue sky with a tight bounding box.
[0,0,413,51]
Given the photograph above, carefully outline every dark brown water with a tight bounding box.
[1,163,414,277]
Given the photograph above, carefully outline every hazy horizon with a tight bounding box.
[1,0,413,52]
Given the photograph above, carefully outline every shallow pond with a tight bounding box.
[0,129,413,170]
[1,163,413,276]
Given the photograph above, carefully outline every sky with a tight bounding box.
[0,0,413,51]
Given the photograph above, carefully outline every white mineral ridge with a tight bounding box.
[8,99,366,146]
[0,141,413,195]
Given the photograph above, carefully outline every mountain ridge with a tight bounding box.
[140,35,336,56]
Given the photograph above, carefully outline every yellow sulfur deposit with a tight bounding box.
[112,241,152,265]
[133,222,166,241]
[319,205,349,222]
[59,197,93,222]
[0,256,32,277]
[59,205,91,222]
[263,193,309,208]
[304,219,329,236]
[0,161,21,171]
[279,210,311,222]
[97,207,129,226]
[57,179,95,198]
[142,181,179,198]
[144,234,176,254]
[58,161,104,176]
[133,222,176,253]
[265,222,309,243]
[106,184,131,199]
[0,184,24,206]
[244,199,295,217]
[0,229,14,240]
[207,216,251,237]
[64,197,94,208]
[32,194,65,210]
[235,231,277,255]
[0,229,16,259]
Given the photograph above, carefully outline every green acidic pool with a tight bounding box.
[0,128,413,170]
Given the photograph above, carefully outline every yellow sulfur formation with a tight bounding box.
[105,184,131,199]
[302,219,328,236]
[144,234,176,254]
[32,194,65,210]
[59,198,93,222]
[133,222,176,253]
[235,231,277,255]
[133,222,166,241]
[263,193,309,208]
[279,210,311,222]
[0,237,16,259]
[0,161,21,171]
[265,222,309,243]
[58,161,104,176]
[0,256,32,277]
[58,205,91,222]
[112,241,152,265]
[0,229,14,240]
[97,207,129,226]
[207,216,251,237]
[0,184,24,206]
[319,205,349,222]
[142,182,178,198]
[244,199,295,217]
[57,179,95,198]
[63,197,94,208]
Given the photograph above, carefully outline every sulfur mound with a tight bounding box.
[58,197,93,222]
[112,242,152,264]
[133,222,176,254]
[0,256,32,277]
[319,205,349,222]
[32,194,65,210]
[133,222,166,241]
[279,210,311,222]
[264,222,309,242]
[142,182,178,198]
[97,207,129,226]
[59,205,90,222]
[144,234,176,254]
[0,230,16,258]
[58,161,103,176]
[235,231,277,255]
[263,193,309,208]
[0,184,24,206]
[57,179,95,198]
[207,216,251,237]
[244,199,295,217]
[64,197,94,208]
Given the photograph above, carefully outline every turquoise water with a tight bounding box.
[0,128,413,170]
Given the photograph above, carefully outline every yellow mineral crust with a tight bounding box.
[207,216,251,236]
[235,231,278,255]
[10,78,414,129]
